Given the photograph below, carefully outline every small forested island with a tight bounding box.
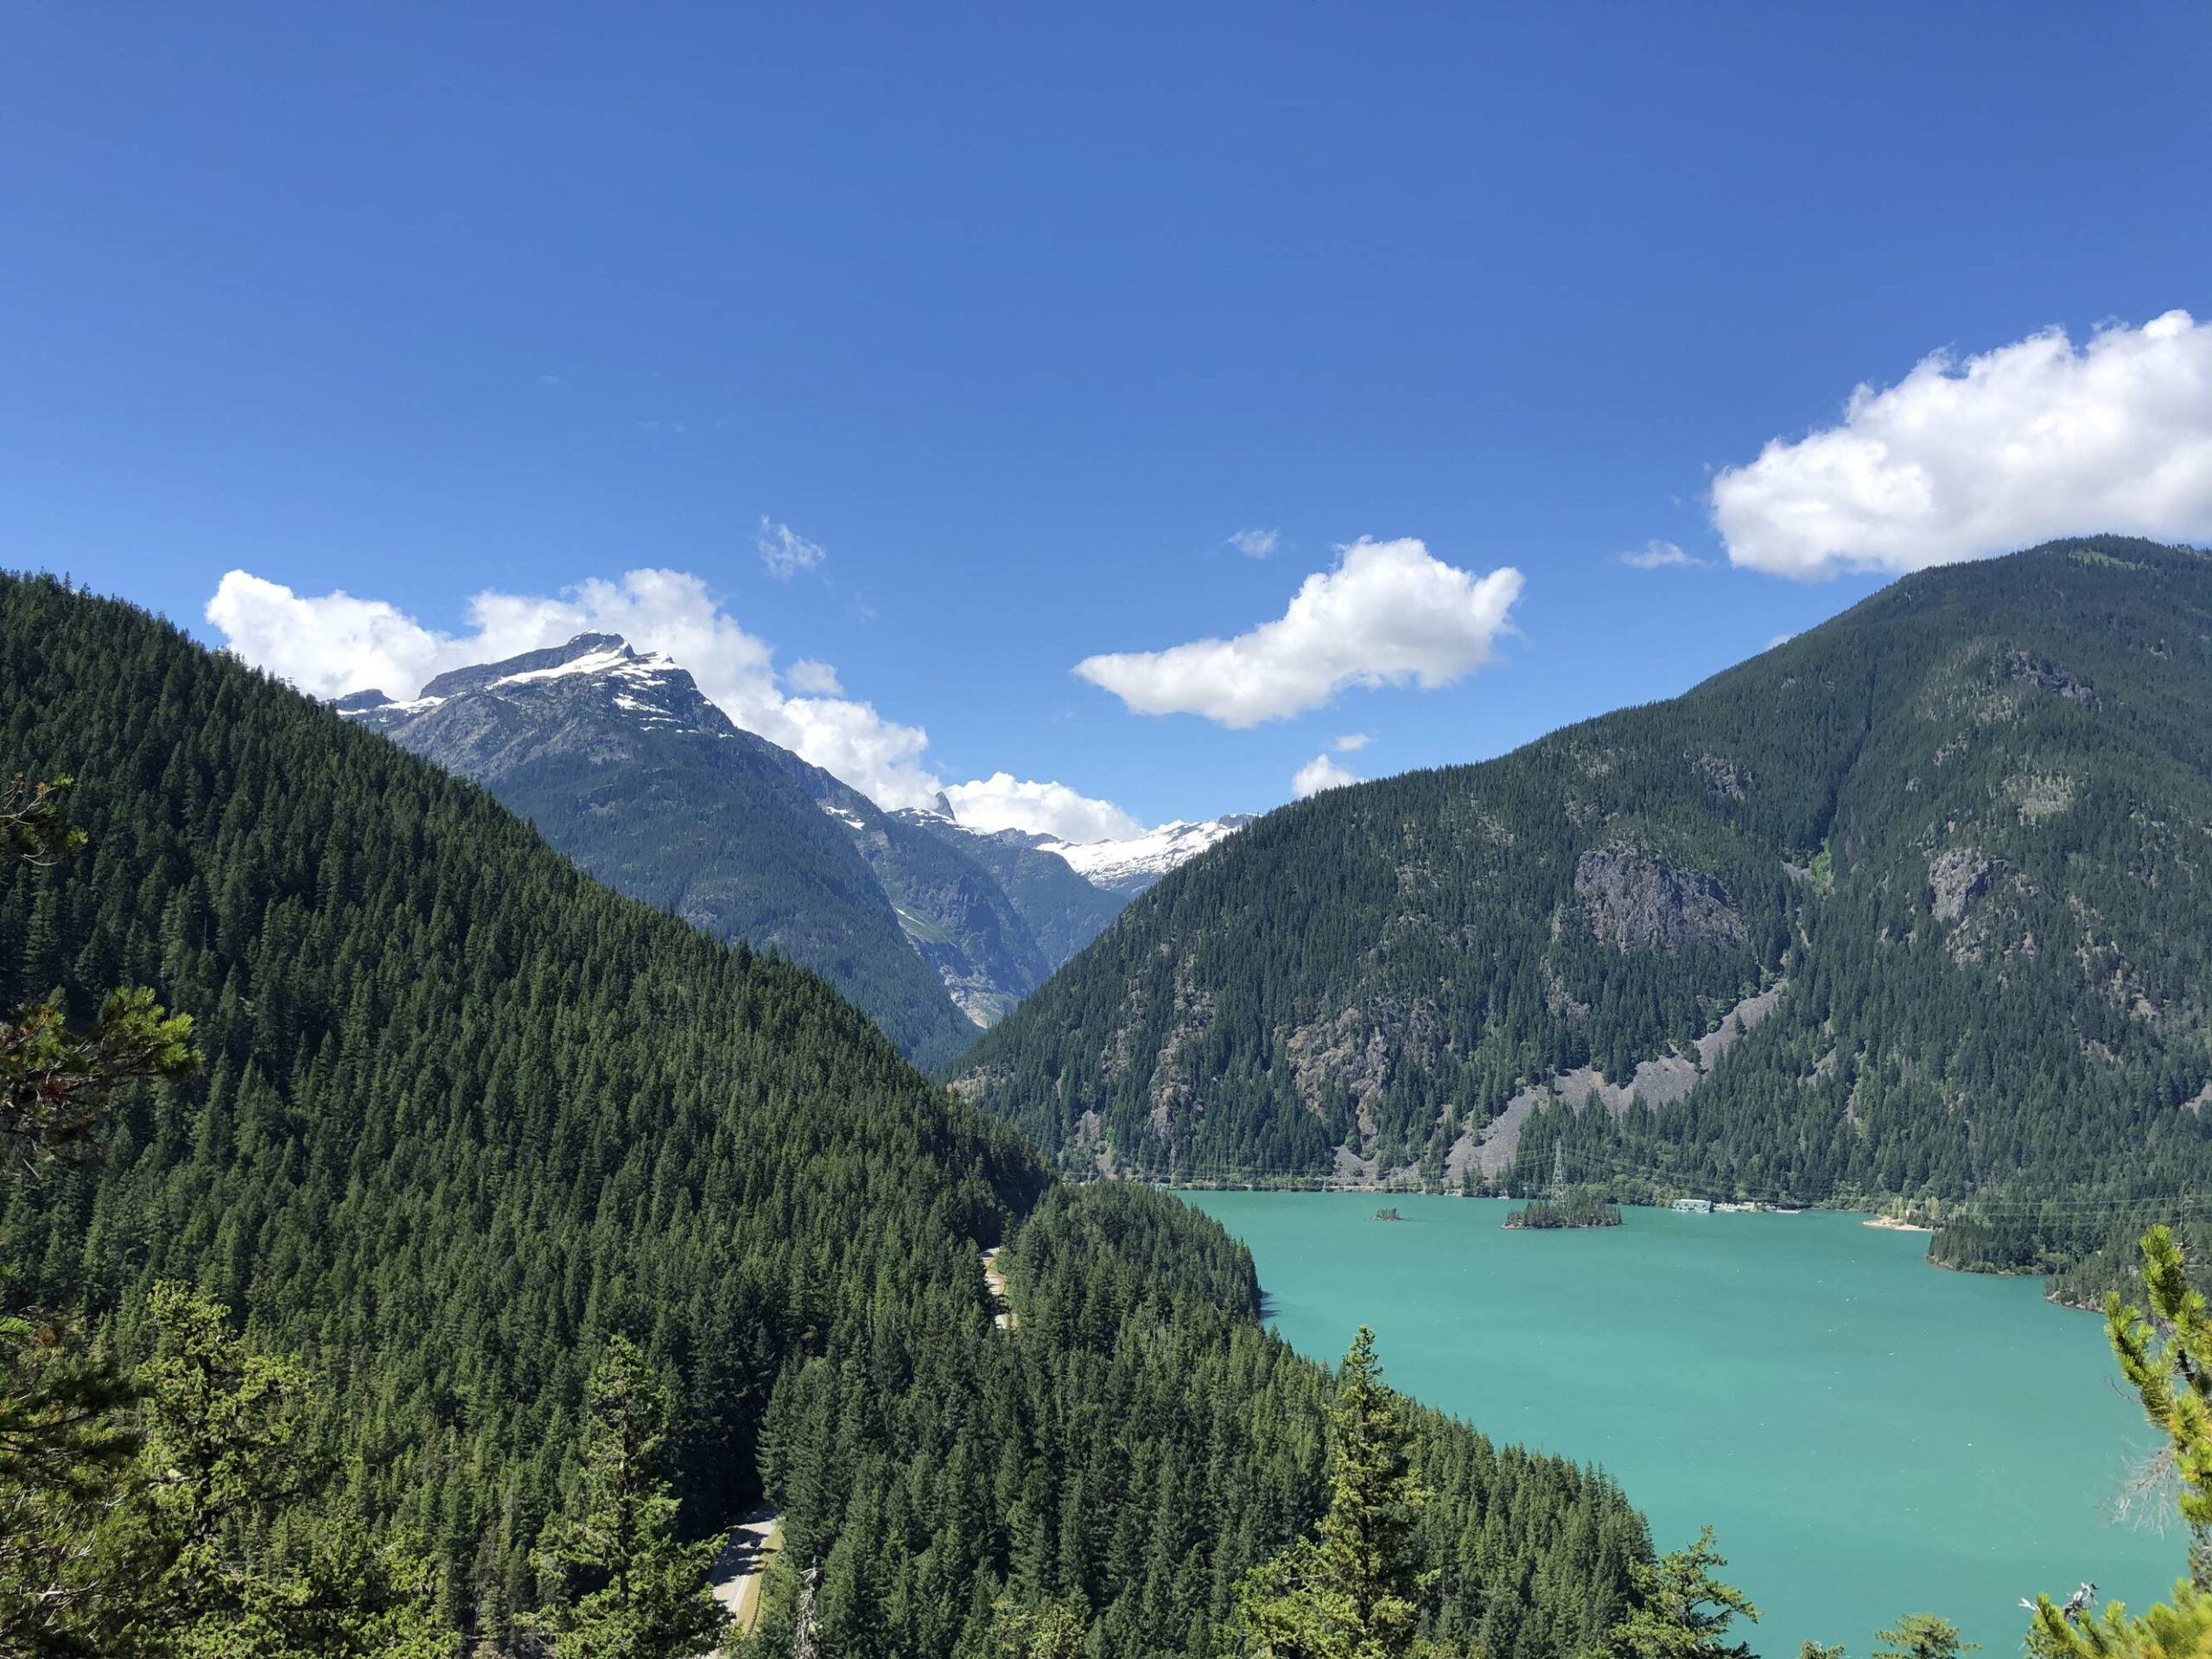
[1373,1205,1403,1221]
[1503,1187,1624,1230]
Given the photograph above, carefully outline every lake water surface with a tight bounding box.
[1184,1193,2174,1656]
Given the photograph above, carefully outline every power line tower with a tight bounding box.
[1549,1139,1567,1201]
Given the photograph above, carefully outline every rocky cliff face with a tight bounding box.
[893,810,1128,970]
[1573,849,1747,952]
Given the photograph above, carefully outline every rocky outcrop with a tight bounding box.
[1145,956,1217,1137]
[1927,848,1992,923]
[1574,849,1746,952]
[2007,652,2101,709]
[1285,998,1445,1135]
[1697,753,1751,799]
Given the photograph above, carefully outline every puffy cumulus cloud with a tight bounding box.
[1332,733,1370,753]
[205,574,480,704]
[1293,753,1360,798]
[944,773,1145,844]
[1618,539,1705,569]
[1074,537,1522,727]
[1228,526,1279,558]
[785,658,843,696]
[206,568,949,809]
[1713,309,2212,579]
[756,517,827,580]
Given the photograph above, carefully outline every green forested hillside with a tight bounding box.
[957,539,2212,1262]
[0,573,1644,1655]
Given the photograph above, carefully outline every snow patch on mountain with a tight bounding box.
[491,644,677,687]
[337,633,728,740]
[1036,817,1255,894]
[909,802,1255,898]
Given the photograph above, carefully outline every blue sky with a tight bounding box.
[5,3,2210,837]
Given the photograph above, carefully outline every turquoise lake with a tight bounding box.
[1184,1193,2175,1656]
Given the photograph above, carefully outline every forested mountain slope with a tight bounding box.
[957,539,2212,1248]
[341,634,1027,1061]
[0,574,1646,1656]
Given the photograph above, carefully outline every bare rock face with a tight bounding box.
[1697,753,1751,799]
[1928,848,1993,923]
[1573,849,1746,952]
[2007,652,2101,709]
[1285,999,1440,1116]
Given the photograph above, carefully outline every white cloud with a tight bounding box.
[1074,537,1522,728]
[944,773,1146,843]
[1293,753,1361,798]
[207,567,948,809]
[1713,309,2212,579]
[1228,526,1279,558]
[756,518,827,580]
[1618,539,1706,569]
[785,658,842,696]
[1332,733,1370,753]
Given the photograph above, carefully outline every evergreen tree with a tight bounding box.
[1224,1327,1436,1659]
[0,777,193,1155]
[1872,1615,1972,1659]
[0,1290,140,1657]
[988,1594,1086,1658]
[1609,1528,1758,1659]
[114,1282,446,1658]
[1,777,435,1656]
[0,776,194,1657]
[532,1336,725,1659]
[2024,1227,2212,1658]
[2107,1225,2212,1584]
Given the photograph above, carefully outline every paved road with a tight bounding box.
[708,1503,781,1637]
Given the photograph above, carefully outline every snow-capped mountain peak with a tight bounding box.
[335,633,723,739]
[1033,816,1255,895]
[488,641,677,689]
[912,810,1255,898]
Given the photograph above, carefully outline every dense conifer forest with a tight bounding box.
[956,540,2212,1270]
[0,573,1646,1655]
